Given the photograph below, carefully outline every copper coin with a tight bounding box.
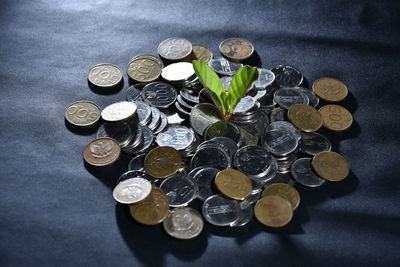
[254,195,293,227]
[65,100,101,127]
[319,104,353,131]
[129,187,169,225]
[88,63,123,87]
[83,137,121,167]
[288,104,323,132]
[127,54,162,83]
[215,169,252,200]
[144,146,182,178]
[312,151,350,182]
[312,77,348,102]
[261,183,300,210]
[192,44,213,63]
[219,38,254,62]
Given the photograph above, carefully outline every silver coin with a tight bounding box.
[261,122,299,157]
[122,121,143,150]
[243,189,262,204]
[180,88,199,104]
[192,167,219,201]
[175,101,191,117]
[127,154,146,171]
[291,158,325,187]
[141,82,177,109]
[159,174,197,207]
[221,76,232,91]
[116,170,157,185]
[126,83,146,102]
[163,207,204,240]
[202,195,241,226]
[209,58,243,76]
[101,101,137,122]
[124,126,154,154]
[248,88,267,100]
[230,200,253,227]
[134,101,152,125]
[299,87,319,107]
[191,145,231,170]
[156,126,195,151]
[190,103,223,136]
[147,106,161,130]
[204,121,242,145]
[254,68,275,88]
[96,122,132,148]
[177,95,195,111]
[234,145,272,178]
[157,37,192,61]
[161,62,195,82]
[166,111,186,125]
[112,177,152,204]
[274,88,309,109]
[208,137,238,159]
[273,121,302,140]
[271,65,303,87]
[233,96,256,114]
[154,112,168,134]
[300,132,332,155]
[270,107,286,122]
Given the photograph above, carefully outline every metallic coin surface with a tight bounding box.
[180,88,199,104]
[271,65,303,88]
[261,122,299,157]
[204,121,241,144]
[126,84,145,102]
[160,174,197,207]
[221,76,232,91]
[215,169,252,200]
[254,68,275,88]
[134,101,152,125]
[125,126,154,154]
[192,167,220,201]
[312,151,350,182]
[157,37,192,61]
[101,101,137,122]
[163,207,204,240]
[299,87,319,107]
[156,126,195,151]
[154,112,168,134]
[141,82,177,108]
[230,200,253,227]
[192,44,213,63]
[209,58,243,76]
[127,154,146,171]
[161,62,195,82]
[233,96,256,114]
[127,54,162,82]
[319,104,353,131]
[116,170,156,185]
[254,195,293,227]
[234,145,272,177]
[291,158,325,187]
[129,187,169,225]
[219,38,254,61]
[96,122,132,148]
[288,104,323,132]
[83,137,121,167]
[148,107,161,130]
[270,107,286,122]
[264,171,295,187]
[300,132,331,155]
[202,194,241,226]
[191,146,231,170]
[190,103,223,136]
[261,183,300,210]
[113,177,152,204]
[274,88,309,109]
[144,146,182,178]
[312,77,348,102]
[208,137,238,159]
[65,100,101,127]
[88,63,123,87]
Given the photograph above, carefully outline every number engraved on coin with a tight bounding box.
[65,101,100,127]
[127,56,162,82]
[319,104,353,131]
[88,63,122,87]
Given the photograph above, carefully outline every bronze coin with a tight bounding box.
[319,104,353,131]
[87,63,123,88]
[215,169,252,200]
[192,44,213,63]
[312,151,350,182]
[254,195,293,227]
[83,137,121,167]
[261,183,300,210]
[126,54,162,83]
[288,104,323,132]
[144,146,182,178]
[219,38,254,62]
[65,100,101,127]
[312,77,348,102]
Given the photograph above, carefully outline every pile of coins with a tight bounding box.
[65,37,353,240]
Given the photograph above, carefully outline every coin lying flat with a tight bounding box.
[254,195,293,227]
[288,104,323,132]
[141,82,177,109]
[319,104,353,131]
[101,101,137,122]
[192,44,213,63]
[65,100,101,127]
[312,77,348,102]
[127,54,162,83]
[202,194,241,226]
[261,183,300,210]
[161,62,195,83]
[215,169,252,200]
[311,151,350,182]
[88,63,123,87]
[156,126,195,151]
[157,37,192,61]
[163,207,204,240]
[83,137,121,167]
[113,177,152,204]
[144,146,182,178]
[159,174,197,207]
[219,38,254,62]
[291,158,325,187]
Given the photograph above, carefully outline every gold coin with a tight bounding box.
[83,137,121,167]
[126,54,162,83]
[144,146,182,178]
[215,169,252,200]
[254,195,293,227]
[312,77,348,102]
[219,38,254,62]
[319,104,353,131]
[65,100,101,127]
[261,183,300,210]
[312,151,349,182]
[129,187,169,225]
[192,44,213,63]
[87,63,123,88]
[287,104,323,132]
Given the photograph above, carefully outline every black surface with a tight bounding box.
[1,0,400,266]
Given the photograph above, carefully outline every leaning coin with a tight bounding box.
[134,101,152,125]
[274,88,309,109]
[254,68,275,89]
[101,101,137,122]
[192,167,220,201]
[126,84,146,102]
[291,158,325,187]
[141,82,177,109]
[116,170,156,185]
[144,146,182,178]
[312,77,348,102]
[113,177,152,204]
[157,37,192,61]
[300,132,331,155]
[83,137,121,167]
[299,87,319,107]
[311,151,350,182]
[190,103,223,136]
[127,54,162,83]
[127,153,146,171]
[88,63,123,88]
[288,104,323,132]
[160,174,197,207]
[65,100,101,127]
[209,58,243,76]
[254,195,293,227]
[202,194,241,226]
[219,38,254,62]
[319,104,353,131]
[192,44,213,63]
[163,207,204,240]
[153,112,168,134]
[230,200,253,227]
[271,65,303,88]
[261,183,300,210]
[215,169,252,200]
[191,145,231,170]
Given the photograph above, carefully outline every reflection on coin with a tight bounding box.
[191,146,231,170]
[254,195,293,227]
[127,54,162,82]
[288,104,323,132]
[156,126,195,151]
[129,187,169,225]
[126,84,145,102]
[192,167,220,201]
[204,121,242,145]
[209,58,243,76]
[96,122,132,148]
[192,44,213,63]
[65,100,101,127]
[141,82,177,109]
[157,37,192,61]
[254,68,275,89]
[190,103,223,136]
[312,151,349,182]
[215,169,252,200]
[234,145,272,178]
[113,177,152,204]
[319,104,353,131]
[116,170,156,185]
[261,122,299,156]
[88,63,122,87]
[300,132,331,155]
[312,77,348,102]
[134,101,152,125]
[299,87,319,107]
[202,194,241,226]
[291,158,325,187]
[219,38,254,62]
[144,146,182,178]
[271,65,303,88]
[101,101,137,122]
[274,88,309,109]
[161,62,195,82]
[83,137,121,167]
[230,200,253,227]
[261,183,300,210]
[160,174,197,207]
[163,207,204,240]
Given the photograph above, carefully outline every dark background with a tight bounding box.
[1,0,399,266]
